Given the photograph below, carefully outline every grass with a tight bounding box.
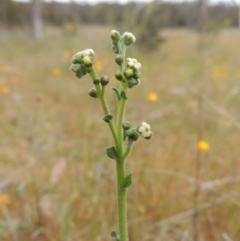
[0,25,240,241]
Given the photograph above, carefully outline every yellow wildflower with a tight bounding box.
[1,65,10,73]
[197,140,210,152]
[63,51,71,60]
[0,194,11,208]
[147,92,158,102]
[66,23,74,32]
[0,85,10,94]
[52,68,61,76]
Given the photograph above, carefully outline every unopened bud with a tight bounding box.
[103,114,113,123]
[112,44,119,54]
[88,88,98,98]
[72,54,83,64]
[135,78,141,86]
[115,55,123,65]
[100,75,110,86]
[122,121,131,130]
[134,70,141,78]
[70,63,82,73]
[127,78,136,88]
[115,71,123,81]
[110,30,121,43]
[122,32,136,46]
[76,69,87,79]
[129,131,140,141]
[93,79,100,85]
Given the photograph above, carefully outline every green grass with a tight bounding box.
[0,25,240,241]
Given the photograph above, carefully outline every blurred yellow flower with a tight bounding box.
[0,194,11,208]
[14,67,22,74]
[63,51,71,60]
[234,70,240,79]
[147,92,158,102]
[66,23,74,32]
[11,76,20,83]
[222,17,232,26]
[212,66,227,80]
[95,61,102,72]
[1,65,10,73]
[204,58,213,66]
[52,68,61,76]
[0,85,10,94]
[197,140,209,152]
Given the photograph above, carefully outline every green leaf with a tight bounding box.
[112,87,121,100]
[103,114,113,123]
[106,146,119,161]
[121,91,128,100]
[111,231,120,241]
[121,174,132,191]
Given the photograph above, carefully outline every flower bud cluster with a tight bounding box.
[70,49,94,79]
[124,58,141,88]
[110,30,136,54]
[122,121,152,142]
[122,121,140,142]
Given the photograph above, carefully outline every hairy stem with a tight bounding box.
[89,68,119,148]
[116,158,128,241]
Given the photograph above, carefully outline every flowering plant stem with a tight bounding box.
[89,59,129,241]
[70,30,152,241]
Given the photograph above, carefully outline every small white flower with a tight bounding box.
[138,122,152,138]
[127,58,137,63]
[127,58,141,70]
[87,49,94,55]
[134,62,141,70]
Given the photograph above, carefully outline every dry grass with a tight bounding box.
[0,25,240,241]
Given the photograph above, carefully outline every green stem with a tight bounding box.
[89,68,119,148]
[117,44,128,154]
[122,141,133,161]
[115,43,129,241]
[116,158,128,241]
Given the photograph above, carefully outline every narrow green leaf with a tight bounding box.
[121,174,132,191]
[121,91,128,100]
[112,87,121,100]
[103,114,113,123]
[106,146,119,161]
[111,231,120,241]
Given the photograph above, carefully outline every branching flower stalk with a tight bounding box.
[70,30,152,241]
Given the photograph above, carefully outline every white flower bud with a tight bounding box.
[110,30,121,42]
[122,32,136,46]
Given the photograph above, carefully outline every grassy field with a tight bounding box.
[0,25,240,241]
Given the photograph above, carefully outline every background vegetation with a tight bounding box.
[0,0,240,240]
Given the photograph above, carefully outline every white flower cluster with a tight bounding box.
[70,48,95,79]
[138,122,152,139]
[127,58,141,70]
[110,30,136,54]
[124,58,141,88]
[75,49,94,58]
